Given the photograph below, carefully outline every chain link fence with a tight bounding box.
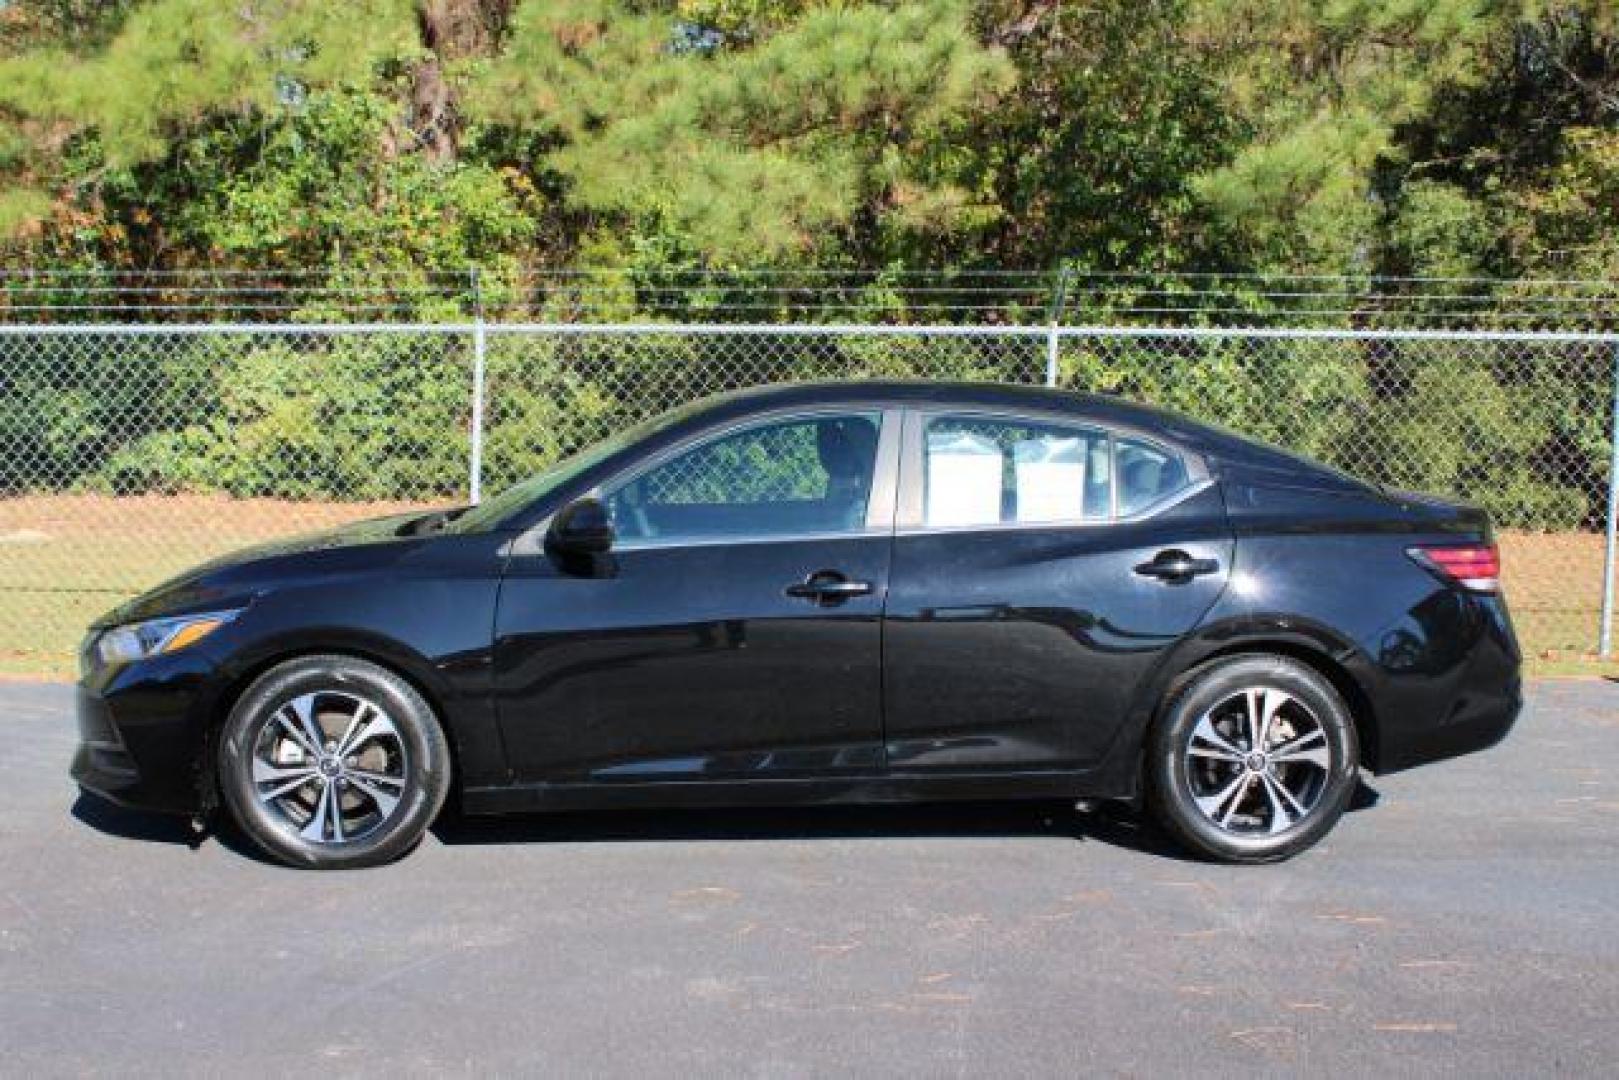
[2,321,1615,675]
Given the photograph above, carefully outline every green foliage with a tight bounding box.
[93,335,472,500]
[1352,348,1590,528]
[0,0,416,165]
[1505,128,1619,281]
[470,0,1012,262]
[160,87,536,272]
[963,0,1234,270]
[1388,180,1494,280]
[674,0,812,37]
[1065,337,1370,465]
[1186,0,1500,272]
[0,188,51,236]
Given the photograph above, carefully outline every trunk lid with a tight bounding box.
[1383,488,1493,539]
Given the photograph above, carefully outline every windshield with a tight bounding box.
[448,404,702,533]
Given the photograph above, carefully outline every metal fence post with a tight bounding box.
[1600,341,1619,657]
[467,268,487,504]
[1044,267,1071,388]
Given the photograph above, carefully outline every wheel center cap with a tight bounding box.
[1245,752,1268,773]
[317,756,342,778]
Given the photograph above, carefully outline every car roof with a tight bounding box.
[691,379,1168,427]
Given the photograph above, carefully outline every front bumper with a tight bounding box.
[71,684,146,808]
[72,652,224,815]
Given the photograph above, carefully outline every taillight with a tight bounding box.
[1407,543,1500,593]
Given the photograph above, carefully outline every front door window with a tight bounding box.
[605,412,883,543]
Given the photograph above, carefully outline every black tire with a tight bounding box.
[218,655,451,869]
[1147,654,1359,864]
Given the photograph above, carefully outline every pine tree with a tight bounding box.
[0,0,420,238]
[1183,0,1503,274]
[468,0,1012,262]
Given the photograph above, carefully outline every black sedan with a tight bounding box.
[73,381,1521,868]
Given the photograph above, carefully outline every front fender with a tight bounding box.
[203,571,506,791]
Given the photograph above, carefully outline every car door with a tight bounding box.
[493,407,899,784]
[882,408,1233,773]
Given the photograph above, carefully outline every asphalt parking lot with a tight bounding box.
[2,680,1616,1077]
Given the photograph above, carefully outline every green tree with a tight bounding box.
[961,0,1235,271]
[1185,0,1502,274]
[468,0,1012,264]
[0,1,418,224]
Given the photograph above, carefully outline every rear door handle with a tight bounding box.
[786,571,874,605]
[1133,549,1220,584]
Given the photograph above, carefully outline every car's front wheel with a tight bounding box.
[218,655,451,869]
[1147,654,1360,863]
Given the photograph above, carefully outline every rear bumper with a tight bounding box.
[1377,672,1522,773]
[1371,591,1523,774]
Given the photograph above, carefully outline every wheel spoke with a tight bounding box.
[1270,728,1330,769]
[277,694,324,756]
[1220,775,1255,826]
[257,772,317,802]
[253,759,314,783]
[252,758,318,802]
[1258,772,1289,833]
[333,703,373,761]
[1241,689,1260,749]
[300,782,333,842]
[1246,688,1291,751]
[1189,714,1244,761]
[337,712,398,758]
[1260,772,1306,834]
[330,788,345,843]
[1194,772,1251,824]
[347,773,401,818]
[347,767,404,788]
[1268,771,1309,818]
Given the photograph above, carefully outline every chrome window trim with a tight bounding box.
[610,527,894,554]
[895,406,1209,532]
[512,404,902,556]
[892,477,1216,537]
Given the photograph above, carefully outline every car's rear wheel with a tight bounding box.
[218,655,450,869]
[1147,654,1359,863]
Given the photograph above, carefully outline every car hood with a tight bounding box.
[92,509,437,629]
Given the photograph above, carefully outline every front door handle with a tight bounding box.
[1133,549,1220,584]
[786,571,874,605]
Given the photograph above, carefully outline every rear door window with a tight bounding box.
[1116,435,1190,516]
[918,415,1192,526]
[922,416,1113,526]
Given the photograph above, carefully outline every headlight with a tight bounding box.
[90,610,240,672]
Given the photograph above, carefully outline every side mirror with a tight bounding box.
[547,497,615,557]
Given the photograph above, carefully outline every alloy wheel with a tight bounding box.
[250,690,409,845]
[1182,686,1333,836]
